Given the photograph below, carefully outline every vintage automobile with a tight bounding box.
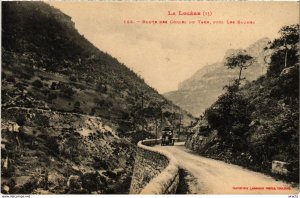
[161,127,174,146]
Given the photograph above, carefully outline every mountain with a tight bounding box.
[1,2,193,194]
[185,24,299,183]
[164,38,270,116]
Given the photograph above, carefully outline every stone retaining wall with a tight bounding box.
[129,139,179,194]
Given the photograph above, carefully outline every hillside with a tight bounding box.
[186,24,299,183]
[1,2,193,194]
[164,38,270,116]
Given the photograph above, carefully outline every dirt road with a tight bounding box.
[154,143,298,194]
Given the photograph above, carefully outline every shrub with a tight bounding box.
[16,114,26,126]
[69,76,76,82]
[50,82,57,90]
[60,86,75,98]
[2,72,7,79]
[103,170,117,180]
[73,101,81,112]
[48,92,57,101]
[32,79,43,88]
[6,76,15,83]
[81,172,107,193]
[96,83,107,93]
[45,136,60,155]
[90,107,96,116]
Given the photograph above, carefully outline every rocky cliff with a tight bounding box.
[185,24,299,183]
[164,38,270,116]
[1,2,193,194]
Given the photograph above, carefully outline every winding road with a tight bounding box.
[154,143,298,194]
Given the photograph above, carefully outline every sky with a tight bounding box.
[49,2,299,93]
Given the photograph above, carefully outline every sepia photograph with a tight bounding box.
[1,0,299,196]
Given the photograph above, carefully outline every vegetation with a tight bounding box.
[1,1,194,194]
[189,24,299,183]
[1,1,192,135]
[32,79,43,88]
[224,52,254,85]
[266,24,299,75]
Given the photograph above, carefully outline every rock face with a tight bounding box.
[164,38,270,116]
[1,2,193,194]
[185,60,299,182]
[1,107,136,194]
[183,23,299,182]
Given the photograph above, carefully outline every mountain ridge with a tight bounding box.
[1,2,193,194]
[164,37,270,116]
[185,24,299,183]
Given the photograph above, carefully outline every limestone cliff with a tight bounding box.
[164,38,270,116]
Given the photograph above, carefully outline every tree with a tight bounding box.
[265,24,299,76]
[205,79,251,137]
[224,52,254,85]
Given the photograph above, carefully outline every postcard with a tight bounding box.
[1,0,299,196]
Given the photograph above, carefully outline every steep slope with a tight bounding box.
[186,24,299,183]
[164,38,270,116]
[1,2,193,194]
